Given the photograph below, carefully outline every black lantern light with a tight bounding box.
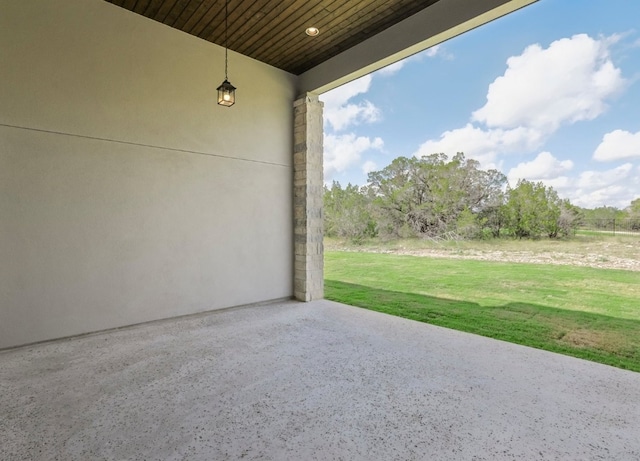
[217,0,236,107]
[217,79,236,106]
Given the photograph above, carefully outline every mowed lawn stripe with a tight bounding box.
[325,251,640,372]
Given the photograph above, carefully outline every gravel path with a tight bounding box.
[387,248,640,271]
[331,246,640,272]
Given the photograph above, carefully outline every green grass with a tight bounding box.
[325,251,640,372]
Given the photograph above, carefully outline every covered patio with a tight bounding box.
[5,0,640,459]
[2,299,640,459]
[1,0,537,349]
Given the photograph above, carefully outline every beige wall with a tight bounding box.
[0,0,297,348]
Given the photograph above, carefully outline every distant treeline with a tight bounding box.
[324,153,640,241]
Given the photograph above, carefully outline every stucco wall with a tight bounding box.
[0,0,297,348]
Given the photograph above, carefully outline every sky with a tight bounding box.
[319,0,640,209]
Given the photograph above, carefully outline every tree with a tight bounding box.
[477,190,507,238]
[558,200,583,237]
[581,206,626,229]
[504,180,579,239]
[504,180,548,238]
[367,156,422,237]
[324,154,579,241]
[367,153,506,238]
[323,181,377,242]
[541,187,562,238]
[628,198,640,231]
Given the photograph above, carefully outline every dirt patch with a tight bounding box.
[357,248,640,272]
[560,329,624,352]
[326,235,640,271]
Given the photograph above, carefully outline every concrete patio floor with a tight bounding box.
[1,300,639,460]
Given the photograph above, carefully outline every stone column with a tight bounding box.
[293,93,324,301]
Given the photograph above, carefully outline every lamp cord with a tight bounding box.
[225,0,228,81]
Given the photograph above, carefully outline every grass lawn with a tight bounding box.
[325,251,640,372]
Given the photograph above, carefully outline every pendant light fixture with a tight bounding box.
[217,0,236,107]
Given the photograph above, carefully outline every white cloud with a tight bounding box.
[538,162,637,208]
[376,45,452,76]
[377,60,406,76]
[576,162,633,189]
[413,124,544,166]
[536,176,573,190]
[501,151,636,207]
[593,129,640,161]
[508,152,574,181]
[321,75,372,108]
[362,160,378,175]
[413,34,628,180]
[424,44,441,57]
[324,101,381,132]
[571,184,634,208]
[472,34,625,132]
[321,75,382,132]
[423,44,453,60]
[324,133,384,180]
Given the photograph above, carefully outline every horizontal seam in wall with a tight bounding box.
[0,123,292,168]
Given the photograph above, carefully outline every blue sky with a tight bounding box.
[319,0,640,209]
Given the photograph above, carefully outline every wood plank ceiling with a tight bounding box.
[105,0,440,75]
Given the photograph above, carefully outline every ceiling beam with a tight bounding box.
[297,0,538,95]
